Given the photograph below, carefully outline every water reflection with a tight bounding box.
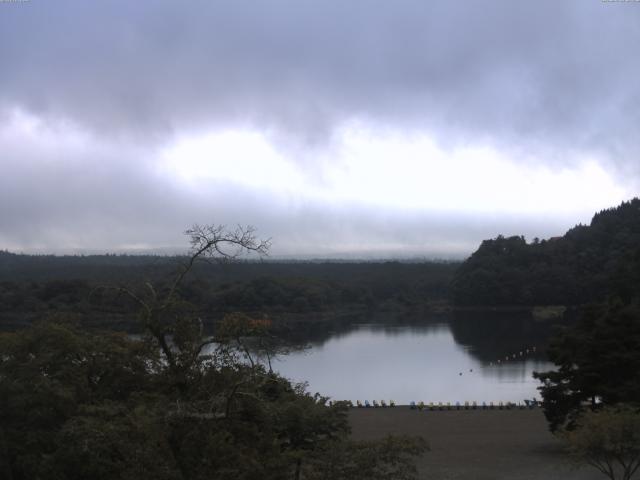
[450,310,553,363]
[272,313,560,404]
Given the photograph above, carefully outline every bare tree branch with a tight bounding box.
[165,224,270,307]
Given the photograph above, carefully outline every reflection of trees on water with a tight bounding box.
[270,308,570,368]
[271,317,358,349]
[275,310,451,349]
[480,362,551,382]
[449,310,569,363]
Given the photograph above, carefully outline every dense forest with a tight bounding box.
[451,198,640,306]
[0,254,457,331]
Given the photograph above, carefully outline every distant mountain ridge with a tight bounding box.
[451,198,640,306]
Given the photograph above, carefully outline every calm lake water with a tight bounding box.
[271,313,558,404]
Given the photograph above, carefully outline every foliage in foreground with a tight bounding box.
[0,320,426,480]
[0,224,426,480]
[561,405,640,480]
[0,225,425,480]
[534,301,640,432]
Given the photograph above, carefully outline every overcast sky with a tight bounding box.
[0,0,638,258]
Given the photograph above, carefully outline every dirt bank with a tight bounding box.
[349,408,602,480]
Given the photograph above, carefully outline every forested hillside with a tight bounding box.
[451,198,640,306]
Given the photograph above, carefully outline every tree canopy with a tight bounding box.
[561,405,640,480]
[451,198,640,306]
[534,302,640,432]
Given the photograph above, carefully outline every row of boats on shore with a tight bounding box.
[408,399,540,410]
[339,399,541,409]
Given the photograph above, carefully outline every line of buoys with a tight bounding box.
[488,346,537,367]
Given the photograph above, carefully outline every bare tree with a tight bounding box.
[97,224,270,374]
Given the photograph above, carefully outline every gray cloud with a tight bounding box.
[0,0,638,255]
[1,1,639,166]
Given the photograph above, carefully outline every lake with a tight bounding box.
[270,312,558,405]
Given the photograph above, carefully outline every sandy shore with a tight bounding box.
[349,407,602,480]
